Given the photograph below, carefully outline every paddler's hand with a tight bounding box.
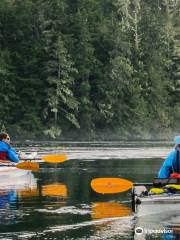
[18,151,38,160]
[18,151,27,160]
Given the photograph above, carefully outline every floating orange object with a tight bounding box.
[42,154,68,163]
[91,178,133,194]
[92,202,131,219]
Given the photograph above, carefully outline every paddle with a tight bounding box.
[0,153,68,171]
[16,161,39,171]
[0,159,39,171]
[91,178,133,194]
[91,177,153,194]
[41,154,68,163]
[17,153,68,170]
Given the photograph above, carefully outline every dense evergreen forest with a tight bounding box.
[0,0,179,140]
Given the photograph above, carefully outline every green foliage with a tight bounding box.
[0,0,179,139]
[44,34,79,136]
[44,126,61,139]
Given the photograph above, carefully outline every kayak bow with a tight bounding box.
[133,185,180,217]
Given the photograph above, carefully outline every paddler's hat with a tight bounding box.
[174,136,180,145]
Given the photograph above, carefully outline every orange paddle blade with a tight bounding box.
[42,154,68,163]
[91,178,133,194]
[16,162,39,171]
[91,202,131,219]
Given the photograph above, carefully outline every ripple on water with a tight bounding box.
[36,206,91,215]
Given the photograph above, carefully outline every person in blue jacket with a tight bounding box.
[0,132,19,163]
[158,136,180,178]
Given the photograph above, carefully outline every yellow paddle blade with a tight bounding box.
[91,202,131,219]
[166,184,180,190]
[149,188,165,194]
[16,162,39,171]
[42,183,68,197]
[42,154,68,163]
[91,178,133,194]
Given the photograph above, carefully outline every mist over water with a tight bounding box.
[0,141,179,239]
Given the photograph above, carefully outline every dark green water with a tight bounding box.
[0,142,179,239]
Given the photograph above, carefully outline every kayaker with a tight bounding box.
[158,136,180,178]
[0,132,20,163]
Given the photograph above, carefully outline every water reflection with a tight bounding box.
[17,182,68,200]
[0,171,37,226]
[0,191,17,225]
[42,183,67,198]
[0,191,16,209]
[91,202,131,220]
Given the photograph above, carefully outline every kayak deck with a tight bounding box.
[0,163,29,178]
[0,166,16,172]
[139,193,180,203]
[135,199,180,218]
[133,184,180,217]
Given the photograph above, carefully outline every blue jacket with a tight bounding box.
[0,141,19,163]
[158,149,179,178]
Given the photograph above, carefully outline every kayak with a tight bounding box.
[0,165,28,174]
[0,164,36,190]
[0,166,29,182]
[0,160,31,189]
[90,177,180,235]
[133,186,180,239]
[0,157,39,172]
[0,161,18,173]
[0,166,19,173]
[134,190,180,216]
[132,182,180,217]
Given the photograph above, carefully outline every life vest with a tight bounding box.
[0,152,8,160]
[176,150,180,172]
[170,173,180,179]
[170,150,180,178]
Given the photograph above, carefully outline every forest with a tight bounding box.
[0,0,179,140]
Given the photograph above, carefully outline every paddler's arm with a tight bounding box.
[158,150,175,178]
[7,147,20,163]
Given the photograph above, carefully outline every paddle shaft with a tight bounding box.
[0,153,68,171]
[134,183,153,186]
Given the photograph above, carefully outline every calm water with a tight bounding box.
[0,141,179,240]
